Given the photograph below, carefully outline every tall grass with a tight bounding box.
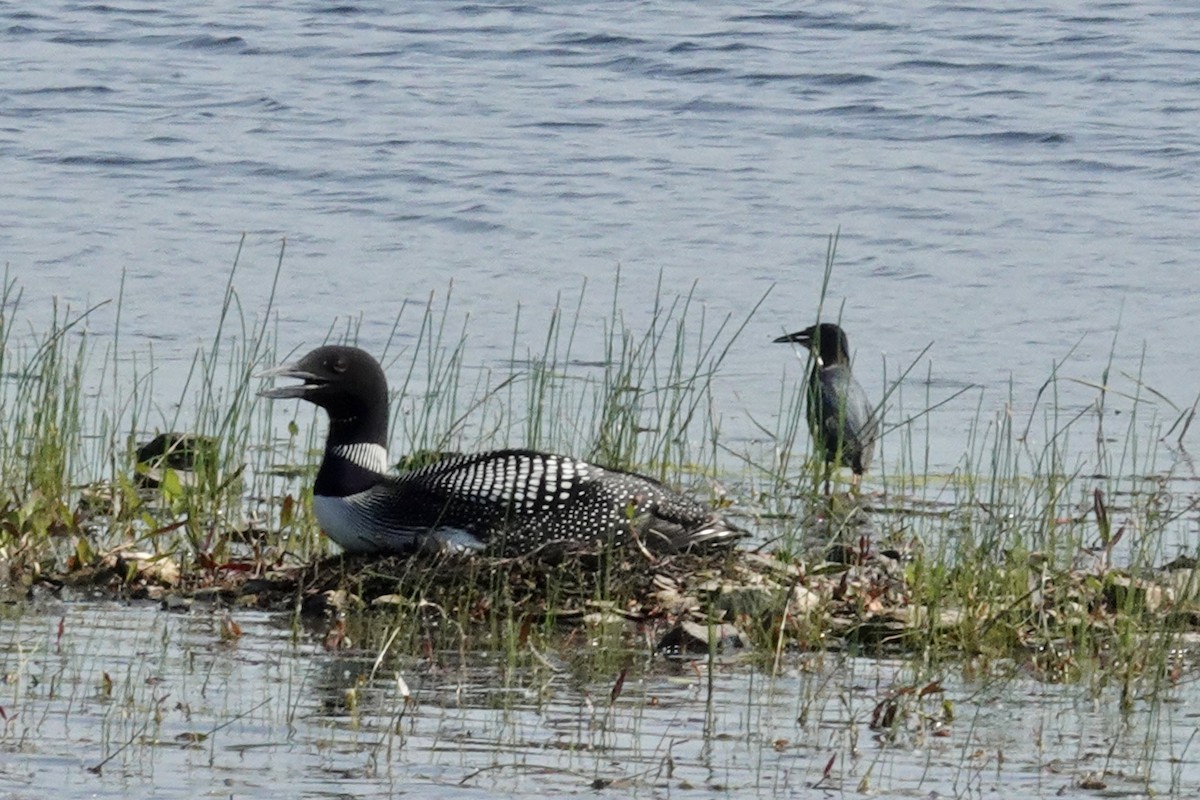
[0,245,291,577]
[0,247,1195,696]
[0,274,100,563]
[368,270,767,488]
[3,250,1199,800]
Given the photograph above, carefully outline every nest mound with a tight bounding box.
[26,542,1200,663]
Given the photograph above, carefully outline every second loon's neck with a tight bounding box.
[814,356,851,374]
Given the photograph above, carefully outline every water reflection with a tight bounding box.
[2,602,1196,797]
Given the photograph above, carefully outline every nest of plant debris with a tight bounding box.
[26,538,1200,661]
[69,540,920,655]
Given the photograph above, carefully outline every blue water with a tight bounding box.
[4,6,1200,797]
[3,1,1200,476]
[2,602,1195,799]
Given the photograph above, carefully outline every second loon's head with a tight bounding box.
[258,345,390,447]
[773,323,851,367]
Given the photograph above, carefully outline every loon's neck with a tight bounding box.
[314,411,390,497]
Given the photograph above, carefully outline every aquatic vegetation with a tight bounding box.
[0,251,1198,798]
[0,253,1193,692]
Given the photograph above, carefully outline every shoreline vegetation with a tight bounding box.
[1,252,1199,691]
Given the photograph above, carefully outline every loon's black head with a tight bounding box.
[258,346,389,443]
[774,323,851,367]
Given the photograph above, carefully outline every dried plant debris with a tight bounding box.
[16,532,1195,671]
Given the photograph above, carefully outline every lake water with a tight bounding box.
[3,4,1200,796]
[3,601,1197,798]
[3,1,1200,479]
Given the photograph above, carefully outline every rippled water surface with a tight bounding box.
[4,1,1200,475]
[2,602,1197,798]
[3,5,1200,794]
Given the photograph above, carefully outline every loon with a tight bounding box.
[258,345,746,556]
[774,323,877,491]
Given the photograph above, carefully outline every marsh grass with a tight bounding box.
[295,546,728,657]
[3,253,1200,800]
[0,276,99,569]
[0,252,1196,705]
[0,246,295,584]
[380,271,765,488]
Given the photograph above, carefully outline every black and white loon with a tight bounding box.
[774,323,878,490]
[258,345,746,556]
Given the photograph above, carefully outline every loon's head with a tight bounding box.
[258,345,389,434]
[773,323,851,367]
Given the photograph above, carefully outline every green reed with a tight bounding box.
[0,273,96,559]
[0,243,1195,701]
[3,242,1198,800]
[0,243,293,576]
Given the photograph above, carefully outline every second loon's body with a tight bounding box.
[260,346,744,556]
[774,323,877,488]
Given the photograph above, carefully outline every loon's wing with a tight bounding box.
[387,449,746,555]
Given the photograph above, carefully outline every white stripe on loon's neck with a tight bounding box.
[314,441,390,498]
[329,443,390,475]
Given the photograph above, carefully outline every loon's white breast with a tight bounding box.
[312,491,487,554]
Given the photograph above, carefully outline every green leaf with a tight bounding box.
[161,468,184,503]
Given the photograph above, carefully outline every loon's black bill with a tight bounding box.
[773,329,813,346]
[256,362,326,399]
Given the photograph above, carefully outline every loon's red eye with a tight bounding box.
[332,356,347,374]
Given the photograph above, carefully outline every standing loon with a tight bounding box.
[258,345,746,556]
[774,323,877,492]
